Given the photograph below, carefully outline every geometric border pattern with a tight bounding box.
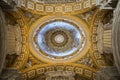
[10,10,29,69]
[29,15,90,63]
[22,64,96,80]
[90,9,109,68]
[20,0,96,15]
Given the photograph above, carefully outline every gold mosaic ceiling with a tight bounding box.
[7,0,112,80]
[29,15,90,63]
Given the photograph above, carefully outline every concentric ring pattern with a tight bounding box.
[36,21,82,57]
[29,16,90,63]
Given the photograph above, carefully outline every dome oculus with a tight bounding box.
[54,34,65,43]
[36,21,82,57]
[29,16,89,63]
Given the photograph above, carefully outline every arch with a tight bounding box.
[22,63,96,80]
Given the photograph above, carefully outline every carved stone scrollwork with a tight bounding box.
[5,24,22,67]
[97,21,112,54]
[33,0,79,4]
[6,24,22,56]
[96,67,120,80]
[103,23,112,54]
[96,0,118,9]
[96,22,104,54]
[46,71,75,80]
[0,68,23,80]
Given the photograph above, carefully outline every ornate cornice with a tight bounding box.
[9,10,29,69]
[20,0,96,15]
[22,64,97,80]
[28,15,91,63]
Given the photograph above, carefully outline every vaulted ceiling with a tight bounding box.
[0,0,119,80]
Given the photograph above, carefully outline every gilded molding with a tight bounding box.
[28,15,91,63]
[9,10,29,69]
[22,63,97,80]
[20,0,96,15]
[90,9,109,68]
